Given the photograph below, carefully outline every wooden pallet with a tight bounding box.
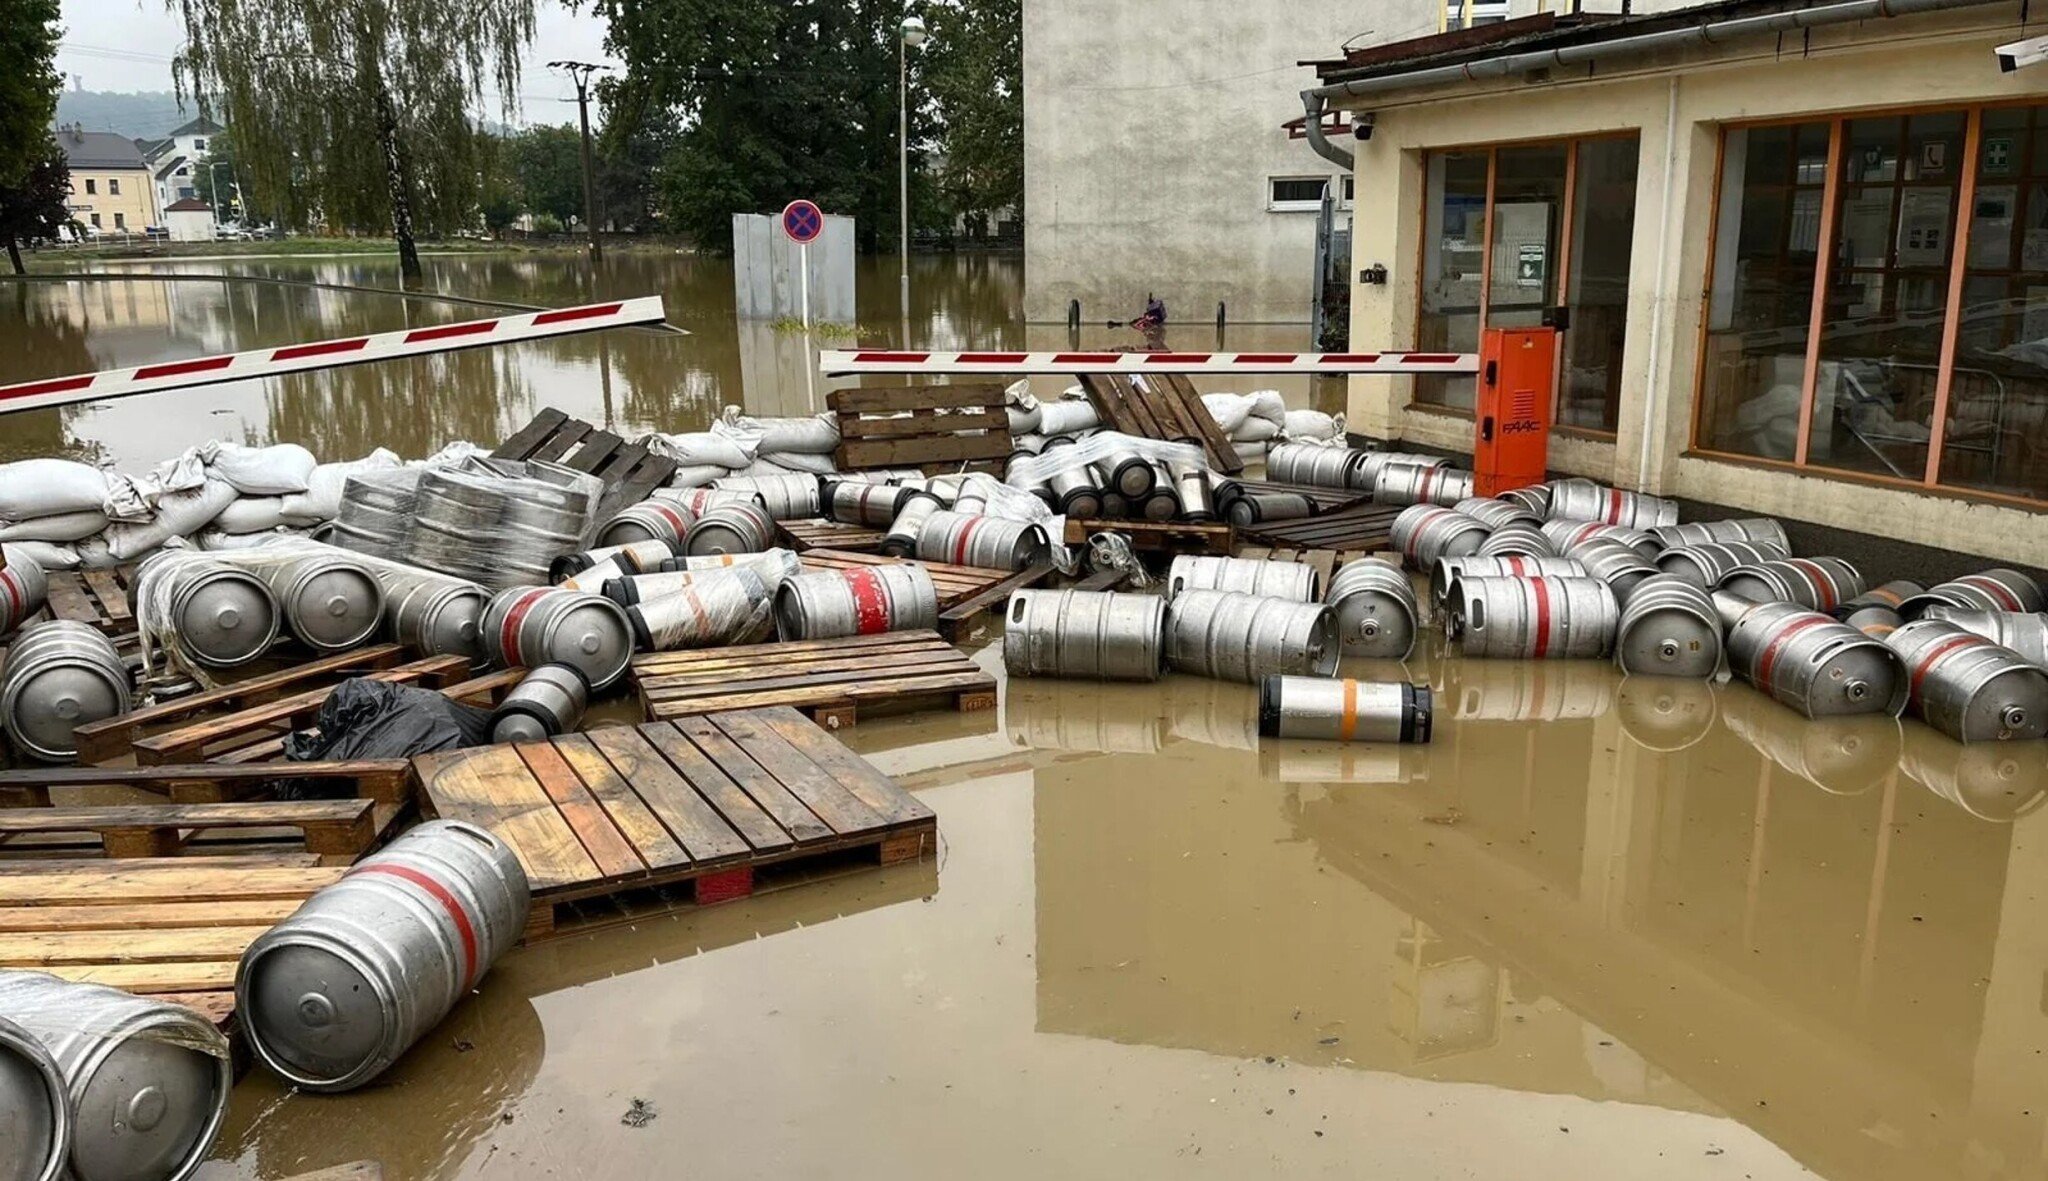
[1078,373,1243,474]
[0,761,412,807]
[0,798,379,860]
[1230,545,1360,592]
[633,631,996,728]
[1063,517,1235,556]
[794,549,1052,640]
[0,854,342,1006]
[1237,502,1406,554]
[414,708,939,940]
[1226,478,1373,514]
[41,567,137,637]
[828,384,1012,474]
[779,518,887,553]
[493,406,680,520]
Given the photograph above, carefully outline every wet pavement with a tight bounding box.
[6,254,2047,1179]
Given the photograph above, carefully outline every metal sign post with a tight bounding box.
[781,200,825,331]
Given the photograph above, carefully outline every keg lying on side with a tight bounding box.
[629,568,772,651]
[774,565,936,641]
[489,664,591,743]
[480,587,635,690]
[1428,555,1587,607]
[1441,575,1619,660]
[1499,484,1552,516]
[0,555,49,637]
[1837,580,1924,636]
[260,551,386,655]
[1002,588,1166,681]
[0,1012,69,1181]
[1356,451,1450,492]
[135,553,282,668]
[1718,557,1864,613]
[1546,477,1680,529]
[1921,607,2048,666]
[374,566,489,663]
[1170,461,1215,522]
[1649,517,1791,554]
[1327,559,1421,660]
[1165,555,1321,603]
[1391,504,1490,570]
[1099,449,1156,499]
[1882,619,2048,742]
[1899,569,2048,620]
[1266,441,1367,490]
[916,511,1051,572]
[0,621,131,763]
[1723,598,1908,718]
[1375,462,1474,508]
[1473,521,1556,559]
[0,970,230,1181]
[1226,489,1318,527]
[879,493,944,558]
[1571,538,1660,604]
[550,540,675,583]
[1141,464,1182,520]
[1655,540,1792,589]
[1046,465,1104,519]
[607,550,804,602]
[238,821,529,1093]
[1165,590,1338,683]
[1453,497,1543,530]
[1614,575,1724,678]
[1545,519,1663,561]
[654,486,767,517]
[1259,676,1432,743]
[683,500,778,557]
[712,473,820,520]
[593,500,695,551]
[824,480,914,528]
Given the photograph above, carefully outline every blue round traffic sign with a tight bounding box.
[781,200,824,244]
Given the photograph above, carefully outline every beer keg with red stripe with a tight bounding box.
[773,564,937,641]
[1615,574,1723,678]
[479,586,634,689]
[631,567,773,650]
[1920,606,2048,665]
[653,486,767,518]
[915,510,1050,571]
[1544,518,1662,561]
[593,500,695,550]
[1569,538,1659,604]
[1165,555,1321,603]
[1328,558,1422,660]
[1724,599,1907,718]
[1717,557,1864,612]
[238,820,531,1092]
[824,480,914,528]
[1498,483,1552,517]
[1428,555,1586,607]
[683,500,777,557]
[1441,575,1618,660]
[1473,521,1557,559]
[0,555,48,638]
[1898,569,2046,620]
[1453,497,1543,530]
[1391,504,1490,570]
[1649,517,1791,554]
[1002,588,1166,681]
[1653,540,1789,588]
[1374,461,1474,508]
[1164,590,1338,683]
[1356,451,1451,492]
[1258,676,1432,743]
[606,550,802,602]
[1881,618,2048,742]
[1265,442,1367,490]
[1545,477,1680,530]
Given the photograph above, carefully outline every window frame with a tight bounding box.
[83,178,95,195]
[108,178,119,196]
[1268,175,1351,213]
[1686,101,2048,505]
[1412,129,1641,436]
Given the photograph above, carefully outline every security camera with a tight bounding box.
[1353,122,1374,142]
[1996,34,2048,72]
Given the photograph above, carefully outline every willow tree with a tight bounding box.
[168,0,536,278]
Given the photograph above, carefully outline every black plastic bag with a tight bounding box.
[285,677,494,763]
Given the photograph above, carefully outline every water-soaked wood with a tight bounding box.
[632,629,995,726]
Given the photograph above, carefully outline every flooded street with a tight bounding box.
[5,254,2048,1179]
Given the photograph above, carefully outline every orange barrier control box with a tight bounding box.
[1474,326,1559,497]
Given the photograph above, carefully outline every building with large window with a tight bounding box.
[52,126,160,235]
[1308,0,2048,566]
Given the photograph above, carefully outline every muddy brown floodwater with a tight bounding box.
[5,253,2048,1180]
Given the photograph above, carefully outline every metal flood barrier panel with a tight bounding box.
[732,212,857,322]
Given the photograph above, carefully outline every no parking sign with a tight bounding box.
[781,199,824,330]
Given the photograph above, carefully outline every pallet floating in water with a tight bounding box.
[493,406,680,520]
[828,384,1013,474]
[414,708,939,939]
[633,630,997,727]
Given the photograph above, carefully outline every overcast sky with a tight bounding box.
[56,0,615,126]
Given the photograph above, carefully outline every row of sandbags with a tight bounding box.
[639,405,842,487]
[1003,381,1346,460]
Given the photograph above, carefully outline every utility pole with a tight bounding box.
[550,60,609,263]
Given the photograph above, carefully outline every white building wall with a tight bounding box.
[1022,0,1442,324]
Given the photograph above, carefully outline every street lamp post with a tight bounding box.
[899,15,929,321]
[208,160,237,228]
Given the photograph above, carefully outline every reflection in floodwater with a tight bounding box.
[1616,675,1720,751]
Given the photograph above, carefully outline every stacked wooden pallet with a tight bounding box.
[779,518,887,553]
[1078,372,1243,474]
[493,406,680,520]
[1237,502,1406,555]
[828,384,1012,474]
[633,631,997,728]
[1063,517,1235,556]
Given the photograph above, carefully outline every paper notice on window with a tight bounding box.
[1895,188,1952,267]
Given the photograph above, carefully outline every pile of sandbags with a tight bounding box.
[1005,384,1344,459]
[642,405,841,488]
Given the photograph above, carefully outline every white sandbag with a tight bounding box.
[148,447,213,495]
[718,406,840,455]
[104,478,239,560]
[75,535,128,569]
[195,526,313,551]
[2,541,79,571]
[0,510,109,543]
[1236,416,1281,443]
[1037,399,1102,436]
[731,458,807,478]
[100,474,155,523]
[667,464,728,490]
[643,431,756,471]
[213,497,292,534]
[1283,409,1344,441]
[209,443,318,495]
[279,449,404,522]
[759,450,838,475]
[1245,390,1288,426]
[1200,393,1253,436]
[1233,440,1270,463]
[421,441,491,468]
[1004,379,1040,412]
[0,458,112,520]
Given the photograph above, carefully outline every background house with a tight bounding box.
[53,124,159,233]
[141,114,223,213]
[162,197,214,242]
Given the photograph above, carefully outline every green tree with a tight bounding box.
[476,133,524,233]
[190,127,252,223]
[924,0,1021,235]
[0,0,61,190]
[167,0,538,279]
[0,135,73,274]
[510,125,586,226]
[597,0,936,253]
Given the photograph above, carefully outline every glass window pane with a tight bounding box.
[1697,123,1833,460]
[1417,151,1489,410]
[1561,137,1639,433]
[1487,144,1567,327]
[1845,117,1903,184]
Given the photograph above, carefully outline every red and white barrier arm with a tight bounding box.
[819,349,1482,376]
[0,296,669,415]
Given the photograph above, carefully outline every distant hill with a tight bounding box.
[54,91,200,141]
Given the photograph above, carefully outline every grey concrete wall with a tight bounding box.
[1022,0,1440,325]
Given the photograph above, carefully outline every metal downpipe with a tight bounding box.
[1302,92,1356,170]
